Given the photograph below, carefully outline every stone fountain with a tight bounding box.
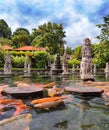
[80,38,94,81]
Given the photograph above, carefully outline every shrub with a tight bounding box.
[68,58,81,68]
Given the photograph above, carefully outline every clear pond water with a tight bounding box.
[0,73,109,130]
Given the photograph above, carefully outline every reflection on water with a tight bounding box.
[0,74,109,130]
[54,120,68,129]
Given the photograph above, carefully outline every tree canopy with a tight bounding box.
[96,15,109,42]
[31,22,66,55]
[0,19,11,38]
[12,28,31,48]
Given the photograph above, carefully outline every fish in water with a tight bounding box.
[14,81,32,87]
[31,95,70,105]
[34,99,63,109]
[35,82,56,88]
[48,85,65,97]
[0,99,23,105]
[13,104,30,116]
[47,86,57,97]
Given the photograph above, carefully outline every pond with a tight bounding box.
[0,73,109,130]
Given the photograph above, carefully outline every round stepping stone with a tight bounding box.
[65,86,104,97]
[2,86,43,99]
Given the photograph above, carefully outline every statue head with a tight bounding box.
[84,38,91,46]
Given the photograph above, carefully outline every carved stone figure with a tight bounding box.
[62,51,69,76]
[80,38,94,81]
[55,54,62,69]
[93,64,97,74]
[50,54,63,75]
[72,64,75,73]
[24,56,31,76]
[4,54,12,75]
[105,62,109,73]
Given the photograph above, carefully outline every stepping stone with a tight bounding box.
[2,86,43,99]
[64,86,104,97]
[0,114,32,130]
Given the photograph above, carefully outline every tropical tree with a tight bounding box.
[96,15,109,67]
[96,15,109,42]
[0,37,12,46]
[66,46,73,55]
[0,19,11,38]
[72,45,82,60]
[31,22,66,55]
[12,28,31,48]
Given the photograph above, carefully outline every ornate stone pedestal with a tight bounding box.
[81,74,95,81]
[80,38,94,81]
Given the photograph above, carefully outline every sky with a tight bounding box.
[0,0,109,49]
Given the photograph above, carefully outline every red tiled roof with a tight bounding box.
[3,45,13,50]
[15,46,46,51]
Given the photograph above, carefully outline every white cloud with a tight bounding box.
[0,0,106,48]
[65,16,100,48]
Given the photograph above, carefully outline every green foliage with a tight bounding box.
[31,51,48,68]
[31,22,66,55]
[92,42,109,68]
[10,51,48,68]
[0,44,6,67]
[0,37,12,45]
[72,45,82,59]
[11,55,26,68]
[0,19,11,38]
[9,51,31,56]
[96,15,109,42]
[66,46,73,55]
[12,28,31,48]
[68,58,80,68]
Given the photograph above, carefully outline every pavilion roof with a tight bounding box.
[15,46,46,51]
[3,45,13,50]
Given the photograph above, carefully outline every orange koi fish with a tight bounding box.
[31,95,71,105]
[14,81,32,87]
[36,82,56,88]
[0,99,23,105]
[0,84,9,92]
[13,104,30,116]
[34,99,63,109]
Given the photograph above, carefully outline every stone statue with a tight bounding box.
[72,64,75,73]
[4,54,12,75]
[62,51,69,76]
[24,55,31,76]
[93,64,97,74]
[80,38,94,81]
[55,54,62,70]
[105,62,109,73]
[50,54,63,75]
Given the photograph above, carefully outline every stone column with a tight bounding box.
[72,64,75,73]
[62,51,69,76]
[93,64,97,75]
[80,38,94,81]
[105,62,109,73]
[24,56,31,77]
[4,54,12,76]
[50,54,63,75]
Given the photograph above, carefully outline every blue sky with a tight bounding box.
[0,0,109,48]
